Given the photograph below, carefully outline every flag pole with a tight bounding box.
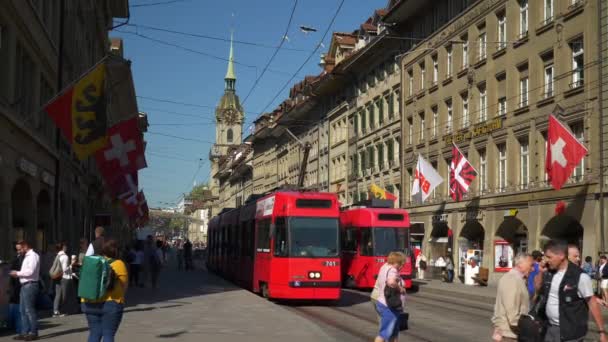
[39,54,113,114]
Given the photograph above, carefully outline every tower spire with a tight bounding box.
[225,30,236,91]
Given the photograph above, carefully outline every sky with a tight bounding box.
[121,0,386,208]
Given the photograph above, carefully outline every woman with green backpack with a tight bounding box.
[80,239,128,342]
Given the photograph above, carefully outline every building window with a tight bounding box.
[478,32,487,60]
[571,38,584,88]
[479,149,487,192]
[360,110,366,134]
[461,36,469,69]
[520,140,529,189]
[420,62,426,90]
[446,100,453,133]
[368,103,375,129]
[377,99,384,125]
[519,0,528,38]
[497,12,507,50]
[544,0,553,23]
[571,123,585,181]
[544,64,554,98]
[408,117,413,145]
[408,69,413,96]
[419,112,425,142]
[432,55,438,84]
[498,143,507,192]
[388,92,394,119]
[498,97,507,116]
[446,45,453,77]
[387,139,394,165]
[353,115,359,135]
[378,144,385,170]
[461,94,469,128]
[479,86,487,122]
[432,106,438,138]
[519,77,528,107]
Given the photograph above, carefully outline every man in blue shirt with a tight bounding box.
[527,250,543,300]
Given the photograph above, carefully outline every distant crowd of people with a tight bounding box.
[6,226,202,341]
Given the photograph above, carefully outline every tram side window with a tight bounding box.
[257,219,271,252]
[341,227,357,252]
[274,217,288,257]
[360,229,373,256]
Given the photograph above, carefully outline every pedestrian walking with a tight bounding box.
[491,253,533,341]
[8,242,24,336]
[415,253,427,280]
[177,241,184,271]
[582,256,594,276]
[184,239,193,271]
[81,239,128,342]
[598,256,608,304]
[537,240,606,342]
[567,244,581,266]
[128,242,143,288]
[143,236,161,288]
[528,251,543,301]
[86,226,106,257]
[9,240,41,341]
[374,251,407,342]
[51,242,71,317]
[445,255,454,283]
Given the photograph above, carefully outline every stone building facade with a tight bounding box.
[0,0,132,259]
[393,0,604,283]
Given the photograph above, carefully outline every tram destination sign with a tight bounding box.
[443,117,504,144]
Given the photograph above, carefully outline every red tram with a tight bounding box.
[339,199,413,289]
[207,191,342,300]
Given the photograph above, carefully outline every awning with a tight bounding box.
[430,223,449,238]
[428,237,449,243]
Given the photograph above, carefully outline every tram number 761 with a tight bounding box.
[323,261,339,267]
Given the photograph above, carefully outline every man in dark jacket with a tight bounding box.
[538,240,606,342]
[8,242,24,334]
[184,240,193,271]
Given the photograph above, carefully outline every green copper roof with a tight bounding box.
[225,31,236,80]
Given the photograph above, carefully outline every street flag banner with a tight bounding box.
[545,114,588,190]
[411,154,443,203]
[107,172,139,202]
[45,61,108,160]
[370,183,397,201]
[449,143,477,201]
[95,117,147,183]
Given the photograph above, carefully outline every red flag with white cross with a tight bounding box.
[545,114,587,190]
[94,117,147,183]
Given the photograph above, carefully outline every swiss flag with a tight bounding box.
[545,115,587,190]
[107,172,138,204]
[122,191,147,219]
[94,117,147,184]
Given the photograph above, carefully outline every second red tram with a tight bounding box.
[207,191,342,300]
[340,199,413,289]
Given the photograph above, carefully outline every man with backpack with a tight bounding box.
[537,240,606,342]
[9,240,40,341]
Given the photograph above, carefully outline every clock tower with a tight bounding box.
[209,32,244,199]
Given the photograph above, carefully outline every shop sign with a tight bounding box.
[443,117,504,145]
[432,214,448,223]
[503,209,518,217]
[17,157,37,178]
[461,210,483,222]
[41,171,55,187]
[494,240,513,272]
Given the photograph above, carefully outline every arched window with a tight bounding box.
[227,128,233,143]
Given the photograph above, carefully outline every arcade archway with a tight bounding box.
[37,190,52,252]
[11,178,33,243]
[458,220,485,282]
[495,217,529,270]
[542,214,584,248]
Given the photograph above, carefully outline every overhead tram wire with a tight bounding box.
[125,23,313,52]
[147,131,216,144]
[137,95,263,117]
[259,0,346,115]
[130,0,187,8]
[241,0,299,105]
[118,30,293,76]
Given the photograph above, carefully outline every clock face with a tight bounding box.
[225,109,238,124]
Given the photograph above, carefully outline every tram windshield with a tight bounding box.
[287,217,339,258]
[361,227,409,257]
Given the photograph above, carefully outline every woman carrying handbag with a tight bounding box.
[373,251,407,342]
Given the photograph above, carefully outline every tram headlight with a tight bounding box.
[308,272,315,279]
[314,272,321,279]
